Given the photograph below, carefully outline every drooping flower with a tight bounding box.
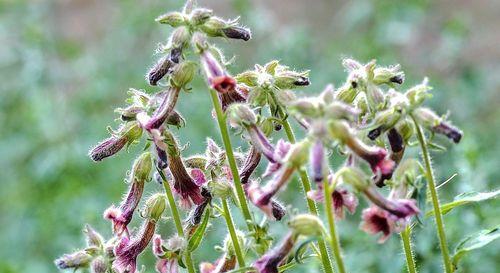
[307,185,358,219]
[200,50,236,94]
[89,122,143,162]
[152,234,184,273]
[240,146,262,184]
[253,232,296,273]
[104,152,152,236]
[262,140,292,177]
[245,181,286,221]
[360,206,394,243]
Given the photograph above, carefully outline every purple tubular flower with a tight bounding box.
[152,234,179,273]
[361,206,393,243]
[200,50,237,94]
[240,146,262,184]
[253,232,296,273]
[113,220,157,273]
[345,136,395,180]
[309,140,326,183]
[246,125,277,163]
[222,26,252,41]
[218,87,246,112]
[263,140,292,177]
[245,181,286,221]
[89,136,128,161]
[104,179,145,236]
[257,166,295,206]
[363,186,419,219]
[373,128,405,188]
[187,188,212,226]
[148,47,182,86]
[146,87,181,130]
[433,121,462,144]
[307,185,358,219]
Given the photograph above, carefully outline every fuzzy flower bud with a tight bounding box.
[84,224,104,248]
[405,78,432,107]
[372,65,405,85]
[235,70,259,87]
[288,214,326,237]
[274,70,310,89]
[170,26,190,50]
[413,108,462,143]
[189,8,213,25]
[227,103,257,127]
[55,250,92,270]
[89,122,142,162]
[156,11,187,27]
[367,107,403,140]
[142,193,167,221]
[309,140,327,183]
[200,17,251,41]
[91,256,108,273]
[170,61,196,88]
[132,151,153,182]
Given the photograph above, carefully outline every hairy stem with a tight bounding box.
[281,114,335,273]
[158,169,196,273]
[209,88,254,230]
[221,198,246,267]
[401,226,417,273]
[323,178,347,273]
[412,115,452,273]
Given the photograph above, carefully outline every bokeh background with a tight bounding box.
[0,0,499,272]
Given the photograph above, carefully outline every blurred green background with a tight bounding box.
[0,0,499,272]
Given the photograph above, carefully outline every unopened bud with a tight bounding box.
[165,110,186,128]
[342,58,362,72]
[227,103,257,127]
[142,193,167,221]
[235,70,259,87]
[170,61,196,88]
[274,70,310,89]
[156,11,187,27]
[396,118,414,142]
[90,256,108,273]
[289,99,319,118]
[337,167,370,191]
[200,17,251,41]
[288,214,325,237]
[405,78,432,107]
[286,140,310,168]
[170,26,190,49]
[208,179,233,199]
[190,8,213,25]
[131,152,152,182]
[367,108,403,140]
[335,84,359,104]
[54,250,92,270]
[324,101,360,121]
[223,230,246,256]
[89,122,142,162]
[373,65,405,85]
[84,224,104,248]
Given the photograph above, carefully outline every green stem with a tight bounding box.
[221,198,246,267]
[281,116,335,273]
[323,178,347,273]
[159,170,196,273]
[412,115,452,273]
[400,226,417,273]
[209,89,254,230]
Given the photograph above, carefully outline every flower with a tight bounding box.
[89,122,143,162]
[199,254,237,273]
[245,181,286,221]
[253,232,296,273]
[307,185,358,219]
[152,234,181,273]
[263,140,291,177]
[361,206,394,243]
[240,146,262,184]
[309,140,326,183]
[363,186,419,219]
[200,50,236,93]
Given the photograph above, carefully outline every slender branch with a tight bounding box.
[412,115,452,273]
[281,114,335,273]
[400,226,417,273]
[209,88,254,230]
[222,198,246,267]
[323,179,347,273]
[158,169,196,273]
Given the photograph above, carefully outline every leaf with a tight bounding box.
[293,237,318,264]
[187,208,211,251]
[426,189,500,217]
[452,226,500,269]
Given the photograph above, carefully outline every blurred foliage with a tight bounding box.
[0,0,498,272]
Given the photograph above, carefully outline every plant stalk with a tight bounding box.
[323,178,347,273]
[221,198,246,267]
[412,115,452,273]
[401,226,417,273]
[281,114,335,273]
[209,88,254,231]
[158,169,196,273]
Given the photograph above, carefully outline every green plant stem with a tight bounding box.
[323,178,347,273]
[209,89,254,231]
[412,115,453,273]
[159,170,196,273]
[221,198,246,267]
[401,226,417,273]
[281,115,335,273]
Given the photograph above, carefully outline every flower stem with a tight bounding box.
[400,226,417,273]
[158,169,196,273]
[209,89,254,230]
[221,198,246,267]
[281,115,335,273]
[412,115,452,273]
[323,178,347,273]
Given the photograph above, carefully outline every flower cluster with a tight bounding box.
[56,1,467,273]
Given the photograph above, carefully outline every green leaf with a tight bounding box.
[452,226,500,269]
[187,208,211,251]
[426,189,500,217]
[293,236,318,264]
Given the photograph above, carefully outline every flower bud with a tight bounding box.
[55,250,92,270]
[342,58,362,72]
[396,118,414,142]
[170,61,196,88]
[142,193,167,221]
[84,224,104,248]
[131,152,153,182]
[208,178,233,199]
[335,84,359,104]
[405,78,432,107]
[190,8,213,25]
[147,55,175,86]
[165,110,186,128]
[310,140,327,183]
[337,167,370,191]
[223,230,247,256]
[323,101,360,121]
[285,140,310,168]
[367,107,403,140]
[91,256,108,273]
[289,98,320,118]
[227,103,257,127]
[200,17,251,41]
[413,109,462,143]
[89,122,142,162]
[372,65,405,85]
[274,70,310,89]
[170,26,190,49]
[235,70,259,87]
[288,214,325,237]
[156,11,187,27]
